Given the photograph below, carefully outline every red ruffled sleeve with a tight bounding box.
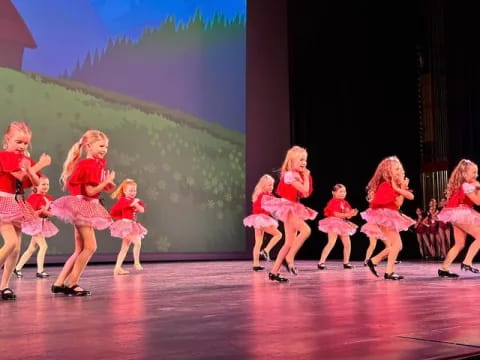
[0,151,22,172]
[324,199,352,216]
[67,158,107,196]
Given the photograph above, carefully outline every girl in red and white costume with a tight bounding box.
[51,130,115,296]
[438,159,480,278]
[317,184,358,270]
[0,122,51,300]
[262,146,317,282]
[361,156,415,280]
[243,174,282,271]
[110,179,147,275]
[360,172,410,266]
[15,176,58,279]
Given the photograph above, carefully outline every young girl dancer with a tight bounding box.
[317,184,358,269]
[438,159,480,278]
[243,174,283,271]
[110,179,147,275]
[414,207,433,259]
[262,146,317,282]
[0,122,50,300]
[361,156,415,280]
[51,130,115,296]
[14,176,58,278]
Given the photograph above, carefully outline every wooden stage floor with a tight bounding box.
[2,260,480,360]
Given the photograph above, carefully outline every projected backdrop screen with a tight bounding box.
[0,0,246,254]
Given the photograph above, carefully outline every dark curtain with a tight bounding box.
[287,1,422,259]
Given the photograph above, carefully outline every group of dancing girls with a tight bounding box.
[244,146,480,282]
[0,122,147,300]
[414,198,451,260]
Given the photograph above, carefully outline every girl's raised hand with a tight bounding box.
[38,153,51,168]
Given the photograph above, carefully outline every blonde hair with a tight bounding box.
[252,174,274,202]
[366,156,403,201]
[3,121,32,156]
[280,146,307,175]
[445,159,477,201]
[60,130,108,189]
[111,178,137,199]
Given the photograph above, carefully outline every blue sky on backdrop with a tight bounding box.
[13,0,246,76]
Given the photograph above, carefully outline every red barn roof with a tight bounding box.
[0,0,36,48]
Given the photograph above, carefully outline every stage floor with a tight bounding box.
[2,260,480,360]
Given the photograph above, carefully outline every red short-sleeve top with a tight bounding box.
[324,198,352,217]
[446,183,475,208]
[67,158,109,198]
[252,192,270,215]
[110,197,146,220]
[370,181,400,210]
[0,151,37,194]
[276,171,313,202]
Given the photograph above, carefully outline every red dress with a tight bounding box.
[317,198,357,236]
[26,193,59,237]
[51,158,113,230]
[0,151,42,235]
[261,171,317,222]
[360,181,415,232]
[243,192,279,229]
[109,197,148,239]
[438,182,480,226]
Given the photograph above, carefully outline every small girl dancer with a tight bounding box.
[0,122,50,300]
[438,159,480,278]
[361,156,415,280]
[51,130,115,296]
[262,146,317,282]
[14,176,58,278]
[414,207,433,259]
[317,184,358,269]
[243,174,283,271]
[110,179,147,275]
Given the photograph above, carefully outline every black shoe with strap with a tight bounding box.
[13,269,23,278]
[366,259,379,277]
[252,266,265,271]
[317,263,326,270]
[461,263,480,273]
[343,263,354,269]
[1,288,16,300]
[384,272,404,280]
[268,272,289,283]
[51,284,68,294]
[438,269,459,278]
[36,271,50,279]
[260,249,270,261]
[67,284,91,297]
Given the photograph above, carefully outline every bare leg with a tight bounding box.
[440,226,466,270]
[319,233,338,264]
[364,237,378,262]
[54,227,83,287]
[0,226,21,290]
[252,229,263,267]
[132,237,142,270]
[263,226,283,254]
[340,235,351,264]
[114,238,131,275]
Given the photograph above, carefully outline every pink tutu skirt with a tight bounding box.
[39,219,59,238]
[318,216,357,236]
[438,206,480,226]
[0,193,43,235]
[360,208,415,232]
[360,222,385,240]
[110,219,148,239]
[261,195,317,222]
[51,195,112,230]
[243,214,279,229]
